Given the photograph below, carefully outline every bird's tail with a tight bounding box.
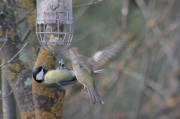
[86,84,104,105]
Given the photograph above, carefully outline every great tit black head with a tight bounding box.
[33,64,47,83]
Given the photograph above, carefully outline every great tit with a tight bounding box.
[33,59,104,87]
[68,39,128,105]
[33,59,77,87]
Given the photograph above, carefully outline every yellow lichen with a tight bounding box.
[10,35,15,41]
[21,111,35,119]
[7,28,14,35]
[51,92,65,117]
[27,14,36,28]
[19,0,36,29]
[7,28,15,41]
[3,67,17,81]
[36,110,56,119]
[20,0,35,9]
[32,79,55,98]
[35,49,56,69]
[20,62,29,69]
[7,72,16,81]
[8,63,21,72]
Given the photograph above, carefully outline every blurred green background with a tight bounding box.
[64,0,180,119]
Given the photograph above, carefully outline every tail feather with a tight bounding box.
[86,85,104,105]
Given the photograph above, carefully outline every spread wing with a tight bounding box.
[89,39,129,69]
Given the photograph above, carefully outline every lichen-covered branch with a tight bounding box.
[33,49,65,119]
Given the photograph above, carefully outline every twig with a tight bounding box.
[135,0,151,19]
[160,40,179,76]
[15,5,24,9]
[21,27,31,41]
[103,1,121,25]
[18,17,27,24]
[0,42,28,68]
[73,0,104,8]
[0,30,8,51]
[123,67,168,97]
[0,73,21,99]
[121,0,129,31]
[132,51,151,119]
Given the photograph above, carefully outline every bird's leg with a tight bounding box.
[78,65,89,98]
[82,85,88,99]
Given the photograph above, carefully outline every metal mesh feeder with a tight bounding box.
[36,0,73,54]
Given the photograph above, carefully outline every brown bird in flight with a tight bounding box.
[68,39,129,105]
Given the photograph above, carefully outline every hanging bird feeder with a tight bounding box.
[36,0,73,54]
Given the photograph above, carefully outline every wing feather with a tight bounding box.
[90,39,129,69]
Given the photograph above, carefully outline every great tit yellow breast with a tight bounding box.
[44,70,74,84]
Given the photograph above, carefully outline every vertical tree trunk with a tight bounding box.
[0,2,35,118]
[32,49,65,119]
[2,67,16,119]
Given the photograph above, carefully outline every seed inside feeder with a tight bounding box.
[38,0,71,25]
[46,35,64,54]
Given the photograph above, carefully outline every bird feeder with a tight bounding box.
[36,0,73,54]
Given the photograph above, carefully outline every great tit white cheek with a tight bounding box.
[36,69,44,80]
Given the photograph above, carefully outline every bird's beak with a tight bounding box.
[59,59,64,65]
[58,59,64,68]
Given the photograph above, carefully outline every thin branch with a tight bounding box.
[73,0,104,8]
[132,51,151,119]
[160,40,179,76]
[21,27,31,41]
[135,0,151,19]
[22,41,40,49]
[121,0,129,31]
[15,5,24,9]
[123,67,168,97]
[18,17,27,24]
[0,42,28,68]
[103,1,121,25]
[0,73,21,99]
